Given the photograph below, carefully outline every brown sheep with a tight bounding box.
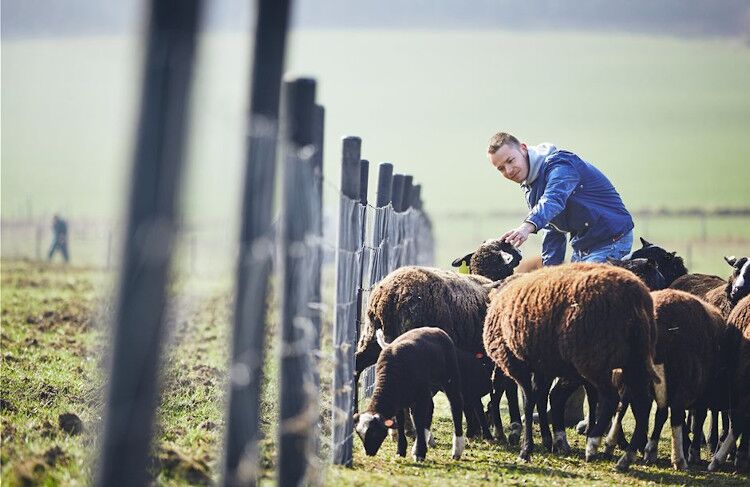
[483,262,664,471]
[709,295,750,473]
[618,290,725,470]
[353,328,465,461]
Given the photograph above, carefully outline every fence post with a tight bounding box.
[97,2,202,486]
[222,0,291,484]
[353,159,369,410]
[332,136,362,467]
[277,77,317,487]
[391,174,405,213]
[362,162,394,398]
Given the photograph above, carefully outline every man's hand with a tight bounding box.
[501,222,536,248]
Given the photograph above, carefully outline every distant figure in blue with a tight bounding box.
[48,214,70,263]
[486,131,634,429]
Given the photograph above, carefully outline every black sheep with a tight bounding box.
[353,328,465,461]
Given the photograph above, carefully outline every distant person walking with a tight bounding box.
[486,132,634,428]
[48,214,70,263]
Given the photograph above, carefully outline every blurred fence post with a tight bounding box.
[352,159,369,409]
[332,136,363,467]
[97,1,202,486]
[222,0,291,484]
[362,162,393,398]
[277,77,318,487]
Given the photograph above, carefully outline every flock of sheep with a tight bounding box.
[352,237,750,475]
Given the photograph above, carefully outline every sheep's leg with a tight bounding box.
[736,418,749,472]
[504,377,522,446]
[689,407,708,464]
[464,402,480,439]
[579,381,598,436]
[644,406,668,464]
[708,409,719,454]
[396,409,407,457]
[410,396,430,462]
[533,373,554,453]
[487,371,506,443]
[425,397,436,448]
[474,395,493,440]
[709,415,736,472]
[444,377,466,460]
[604,395,629,456]
[549,376,580,455]
[616,386,652,472]
[669,406,688,471]
[585,388,617,462]
[518,377,536,462]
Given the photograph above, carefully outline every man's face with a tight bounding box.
[488,143,529,184]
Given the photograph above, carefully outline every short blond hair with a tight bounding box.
[487,132,520,154]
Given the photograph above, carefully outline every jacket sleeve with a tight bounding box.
[541,227,567,266]
[525,160,581,232]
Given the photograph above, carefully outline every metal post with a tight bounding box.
[97,1,202,486]
[223,0,291,484]
[391,174,405,213]
[278,77,317,487]
[332,136,362,466]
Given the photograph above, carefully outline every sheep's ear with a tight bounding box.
[451,252,474,267]
[640,237,652,248]
[725,256,737,267]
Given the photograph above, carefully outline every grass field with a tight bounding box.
[2,259,749,485]
[2,30,749,270]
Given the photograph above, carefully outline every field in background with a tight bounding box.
[2,260,749,486]
[2,30,750,275]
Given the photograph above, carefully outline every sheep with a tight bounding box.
[355,239,523,442]
[607,257,667,291]
[353,327,465,461]
[626,237,689,286]
[605,290,725,470]
[483,262,665,471]
[709,294,750,473]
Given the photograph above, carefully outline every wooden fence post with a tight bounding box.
[277,77,317,487]
[97,1,202,485]
[361,162,393,398]
[223,0,291,484]
[332,136,362,467]
[352,159,369,410]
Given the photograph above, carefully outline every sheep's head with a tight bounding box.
[451,240,522,281]
[353,412,393,456]
[607,257,666,291]
[625,237,687,286]
[724,255,750,305]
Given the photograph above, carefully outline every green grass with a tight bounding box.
[2,259,749,485]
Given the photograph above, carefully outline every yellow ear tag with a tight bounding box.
[458,261,470,274]
[384,419,394,428]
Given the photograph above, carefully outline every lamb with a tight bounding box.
[353,327,466,461]
[605,290,725,470]
[355,239,523,441]
[709,294,750,473]
[483,262,665,471]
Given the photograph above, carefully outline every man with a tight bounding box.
[487,132,634,428]
[48,214,69,263]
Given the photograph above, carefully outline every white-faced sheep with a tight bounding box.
[709,294,750,473]
[355,239,523,441]
[353,327,465,461]
[483,262,665,471]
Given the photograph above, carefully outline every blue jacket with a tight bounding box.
[522,147,633,265]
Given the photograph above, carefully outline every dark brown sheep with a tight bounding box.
[450,239,522,281]
[632,290,725,470]
[607,257,667,290]
[671,273,725,298]
[483,262,664,471]
[709,295,750,473]
[353,328,465,461]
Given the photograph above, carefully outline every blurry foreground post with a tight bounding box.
[352,159,369,409]
[97,1,202,486]
[277,78,318,486]
[223,0,291,485]
[332,136,362,466]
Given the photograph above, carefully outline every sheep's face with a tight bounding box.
[607,258,666,291]
[626,238,687,285]
[451,240,522,281]
[353,412,391,456]
[725,256,750,305]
